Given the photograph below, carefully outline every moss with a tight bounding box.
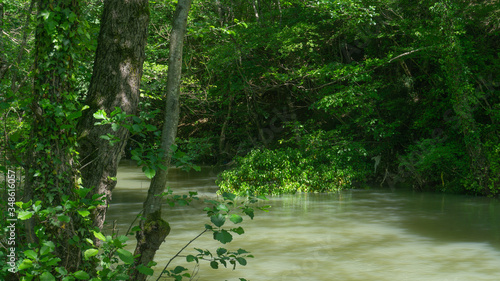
[136,210,170,246]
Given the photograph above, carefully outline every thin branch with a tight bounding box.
[156,229,209,281]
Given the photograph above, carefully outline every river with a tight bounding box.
[105,160,500,280]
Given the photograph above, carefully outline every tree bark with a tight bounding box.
[132,0,191,279]
[77,0,149,231]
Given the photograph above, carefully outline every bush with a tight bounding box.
[217,132,371,195]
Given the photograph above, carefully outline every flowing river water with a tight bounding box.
[106,160,500,280]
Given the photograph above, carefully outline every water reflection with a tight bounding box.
[105,161,500,280]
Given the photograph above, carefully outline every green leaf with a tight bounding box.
[137,265,154,276]
[84,249,99,260]
[216,247,227,256]
[229,214,243,224]
[40,241,55,256]
[18,210,33,220]
[243,208,254,219]
[145,124,157,131]
[24,250,38,260]
[40,272,56,281]
[231,226,245,235]
[18,259,33,270]
[74,188,91,198]
[73,271,90,280]
[93,110,107,120]
[143,167,156,179]
[93,231,106,242]
[172,266,187,274]
[214,229,233,244]
[58,215,71,223]
[210,261,219,269]
[116,248,134,264]
[237,248,250,255]
[236,257,247,266]
[216,204,229,212]
[111,123,120,132]
[222,192,237,201]
[186,255,198,263]
[211,213,226,227]
[67,110,82,120]
[77,209,90,217]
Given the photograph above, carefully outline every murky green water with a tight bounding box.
[106,160,500,280]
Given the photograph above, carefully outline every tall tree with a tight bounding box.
[132,0,191,279]
[23,0,85,271]
[77,0,150,231]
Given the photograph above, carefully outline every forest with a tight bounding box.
[1,0,499,280]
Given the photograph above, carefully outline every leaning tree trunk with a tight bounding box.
[77,0,149,232]
[131,0,191,279]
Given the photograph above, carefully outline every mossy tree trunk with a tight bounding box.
[131,0,191,279]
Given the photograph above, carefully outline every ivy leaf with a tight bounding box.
[214,229,233,244]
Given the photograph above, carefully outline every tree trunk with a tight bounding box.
[77,0,149,232]
[132,0,191,279]
[23,0,83,271]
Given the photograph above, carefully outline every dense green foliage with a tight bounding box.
[151,0,498,196]
[0,0,499,278]
[218,131,371,194]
